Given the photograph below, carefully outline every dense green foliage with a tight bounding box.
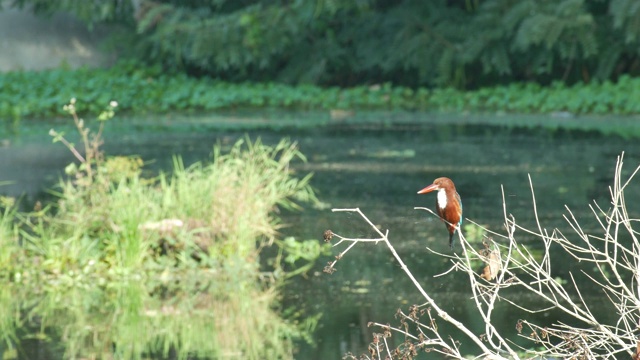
[3,62,640,122]
[8,0,640,88]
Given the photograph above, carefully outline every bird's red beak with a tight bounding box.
[417,183,439,194]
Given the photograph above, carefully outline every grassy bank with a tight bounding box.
[0,102,324,358]
[6,137,316,278]
[2,61,640,122]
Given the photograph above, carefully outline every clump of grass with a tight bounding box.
[163,137,317,260]
[14,99,317,277]
[0,100,321,359]
[0,196,19,275]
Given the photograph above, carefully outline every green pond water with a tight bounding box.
[1,110,640,359]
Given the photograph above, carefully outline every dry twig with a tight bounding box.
[327,152,640,359]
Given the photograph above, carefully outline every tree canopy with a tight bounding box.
[8,0,640,88]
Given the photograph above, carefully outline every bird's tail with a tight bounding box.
[449,232,455,250]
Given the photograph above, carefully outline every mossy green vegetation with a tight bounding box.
[3,62,640,122]
[0,101,325,359]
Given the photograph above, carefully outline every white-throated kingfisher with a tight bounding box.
[417,177,462,249]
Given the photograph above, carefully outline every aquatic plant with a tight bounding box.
[3,63,640,123]
[326,153,640,359]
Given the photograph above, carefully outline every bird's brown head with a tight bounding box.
[417,177,456,195]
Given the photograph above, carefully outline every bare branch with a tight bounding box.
[327,152,640,359]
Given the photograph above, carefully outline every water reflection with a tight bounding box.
[2,113,640,358]
[2,267,298,359]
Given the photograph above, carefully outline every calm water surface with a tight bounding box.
[1,111,639,359]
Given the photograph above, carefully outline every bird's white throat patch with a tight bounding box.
[437,188,447,209]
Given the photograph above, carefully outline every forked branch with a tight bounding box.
[327,152,640,359]
[326,208,506,359]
